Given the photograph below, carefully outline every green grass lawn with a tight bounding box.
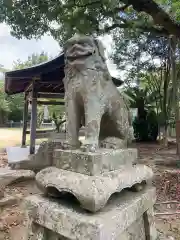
[0,128,47,149]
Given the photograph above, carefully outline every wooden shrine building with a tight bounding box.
[4,53,123,155]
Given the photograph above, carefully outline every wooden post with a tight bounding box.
[21,93,28,147]
[30,81,37,154]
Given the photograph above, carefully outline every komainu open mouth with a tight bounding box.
[66,52,93,60]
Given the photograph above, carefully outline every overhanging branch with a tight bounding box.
[64,0,180,38]
[121,0,180,38]
[73,0,101,8]
[115,4,129,12]
[104,21,169,37]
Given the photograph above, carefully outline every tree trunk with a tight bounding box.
[155,105,161,141]
[170,36,180,154]
[162,65,169,147]
[162,124,168,146]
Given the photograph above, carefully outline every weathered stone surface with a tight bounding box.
[0,184,5,199]
[64,34,133,152]
[0,168,35,186]
[0,191,4,199]
[0,168,35,200]
[9,140,65,171]
[53,148,137,175]
[27,222,46,240]
[24,187,156,240]
[25,222,69,240]
[143,209,158,240]
[0,195,17,207]
[26,217,147,240]
[118,217,146,240]
[99,137,127,149]
[36,165,153,212]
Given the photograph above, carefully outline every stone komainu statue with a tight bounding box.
[63,34,133,151]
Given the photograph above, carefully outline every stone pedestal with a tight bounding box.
[24,187,157,240]
[24,147,157,239]
[36,148,153,212]
[53,148,138,175]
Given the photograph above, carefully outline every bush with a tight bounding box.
[8,108,23,122]
[147,111,159,141]
[133,110,158,142]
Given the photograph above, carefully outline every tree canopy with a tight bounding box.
[1,0,180,45]
[13,52,49,70]
[0,52,50,123]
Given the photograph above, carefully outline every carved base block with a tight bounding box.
[99,137,127,149]
[36,165,153,212]
[23,187,157,240]
[53,148,138,175]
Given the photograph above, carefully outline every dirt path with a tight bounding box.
[0,142,180,239]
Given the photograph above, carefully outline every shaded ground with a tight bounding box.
[135,142,180,239]
[0,180,41,240]
[0,142,180,239]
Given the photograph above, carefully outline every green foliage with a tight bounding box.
[112,7,180,143]
[133,110,158,141]
[0,82,23,122]
[7,52,50,121]
[37,106,44,128]
[125,86,157,111]
[0,83,10,124]
[156,0,180,21]
[6,94,24,121]
[112,28,169,85]
[0,64,8,73]
[0,52,50,123]
[133,116,148,141]
[13,52,49,70]
[125,86,159,141]
[48,104,65,132]
[0,0,179,45]
[146,110,159,141]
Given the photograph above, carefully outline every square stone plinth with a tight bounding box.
[24,187,157,240]
[53,148,137,175]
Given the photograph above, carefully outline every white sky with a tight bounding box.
[0,23,119,77]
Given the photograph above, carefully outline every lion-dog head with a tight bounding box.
[64,34,106,70]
